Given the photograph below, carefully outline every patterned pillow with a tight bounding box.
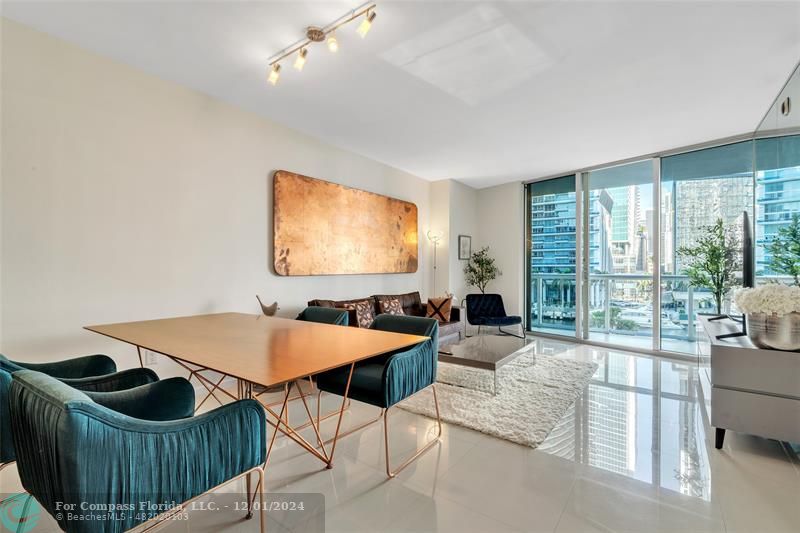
[337,300,374,328]
[426,297,452,322]
[379,297,405,316]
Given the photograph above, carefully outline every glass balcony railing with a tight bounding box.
[529,273,795,354]
[529,274,710,339]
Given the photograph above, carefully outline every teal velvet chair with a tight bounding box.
[261,306,350,419]
[315,314,441,477]
[10,370,267,533]
[0,354,158,469]
[296,306,349,326]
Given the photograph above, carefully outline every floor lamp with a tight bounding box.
[426,230,443,296]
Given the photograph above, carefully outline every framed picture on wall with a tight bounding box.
[458,235,472,260]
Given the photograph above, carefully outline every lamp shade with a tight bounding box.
[426,230,444,244]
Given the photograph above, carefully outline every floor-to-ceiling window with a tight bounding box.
[525,134,800,358]
[584,161,655,351]
[659,141,754,354]
[754,134,800,284]
[526,175,577,336]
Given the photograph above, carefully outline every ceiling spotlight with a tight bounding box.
[327,32,339,53]
[265,3,375,87]
[294,48,308,71]
[268,63,281,86]
[356,10,376,38]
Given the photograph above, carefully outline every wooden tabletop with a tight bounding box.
[85,312,428,387]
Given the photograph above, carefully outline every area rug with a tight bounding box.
[397,350,599,448]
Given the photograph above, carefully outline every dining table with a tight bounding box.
[85,312,429,469]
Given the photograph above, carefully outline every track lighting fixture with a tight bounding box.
[267,63,281,85]
[293,48,308,70]
[326,33,339,53]
[266,2,376,87]
[356,10,376,38]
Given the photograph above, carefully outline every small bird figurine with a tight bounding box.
[256,295,279,316]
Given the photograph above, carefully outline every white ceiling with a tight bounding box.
[3,1,799,188]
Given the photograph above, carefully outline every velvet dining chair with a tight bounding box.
[258,306,350,422]
[9,370,267,533]
[315,314,441,477]
[296,306,349,326]
[0,353,158,477]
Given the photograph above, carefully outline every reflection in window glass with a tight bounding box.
[660,141,754,353]
[755,135,800,283]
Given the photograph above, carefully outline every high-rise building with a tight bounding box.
[673,176,754,270]
[755,165,800,273]
[661,188,675,274]
[530,189,613,316]
[608,186,641,274]
[530,193,577,274]
[530,190,614,275]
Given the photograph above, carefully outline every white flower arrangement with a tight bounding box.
[734,284,800,317]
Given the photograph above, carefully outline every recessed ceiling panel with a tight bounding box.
[381,5,553,105]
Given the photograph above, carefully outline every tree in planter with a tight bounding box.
[464,247,501,294]
[589,307,638,332]
[677,218,741,315]
[766,213,800,286]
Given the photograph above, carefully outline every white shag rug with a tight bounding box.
[398,349,598,448]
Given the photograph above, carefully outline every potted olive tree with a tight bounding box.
[464,247,501,293]
[677,219,741,316]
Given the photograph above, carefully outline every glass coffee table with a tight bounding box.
[438,335,533,395]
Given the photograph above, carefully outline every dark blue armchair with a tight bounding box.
[315,314,441,478]
[465,293,524,338]
[0,353,158,468]
[10,370,267,533]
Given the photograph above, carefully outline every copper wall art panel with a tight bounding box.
[273,171,418,276]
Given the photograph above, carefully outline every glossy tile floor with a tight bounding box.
[2,337,798,532]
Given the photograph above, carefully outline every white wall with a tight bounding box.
[429,180,450,297]
[0,19,432,369]
[426,179,480,303]
[447,180,478,302]
[476,182,525,316]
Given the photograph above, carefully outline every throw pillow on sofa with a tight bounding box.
[426,297,452,322]
[337,299,374,328]
[379,297,405,316]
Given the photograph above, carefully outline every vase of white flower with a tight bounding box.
[734,285,800,351]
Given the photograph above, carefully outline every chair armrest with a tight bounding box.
[382,341,437,407]
[16,354,117,378]
[0,370,12,462]
[62,367,159,392]
[85,377,195,421]
[10,373,266,533]
[70,399,266,495]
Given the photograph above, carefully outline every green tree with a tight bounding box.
[677,219,740,315]
[767,213,800,286]
[464,247,501,294]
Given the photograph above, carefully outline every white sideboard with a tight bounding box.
[699,316,800,448]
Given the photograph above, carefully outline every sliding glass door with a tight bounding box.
[583,161,655,350]
[526,175,577,336]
